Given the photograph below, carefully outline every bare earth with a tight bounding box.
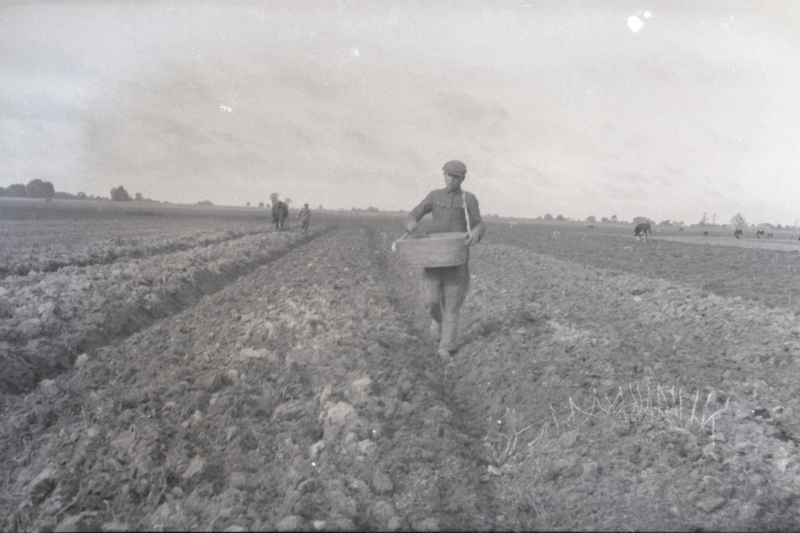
[1,203,799,531]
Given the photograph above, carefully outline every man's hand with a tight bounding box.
[466,227,482,246]
[405,219,419,234]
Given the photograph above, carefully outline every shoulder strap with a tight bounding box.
[462,191,471,233]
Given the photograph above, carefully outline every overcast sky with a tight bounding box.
[2,1,799,225]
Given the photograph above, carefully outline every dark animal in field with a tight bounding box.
[756,230,764,238]
[588,225,594,229]
[678,227,684,231]
[271,201,289,231]
[734,229,743,239]
[634,223,652,242]
[704,231,709,236]
[767,232,774,238]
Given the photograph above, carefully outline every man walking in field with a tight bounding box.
[405,160,485,360]
[298,203,311,232]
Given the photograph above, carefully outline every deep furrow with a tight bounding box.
[0,228,329,395]
[0,228,272,280]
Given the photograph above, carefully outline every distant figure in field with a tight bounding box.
[703,231,709,236]
[634,223,652,242]
[756,230,764,238]
[298,203,311,232]
[734,228,743,239]
[271,201,288,231]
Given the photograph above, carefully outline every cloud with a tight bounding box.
[606,169,652,185]
[432,91,510,130]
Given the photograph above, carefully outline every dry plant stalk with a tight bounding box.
[487,407,535,464]
[565,382,729,440]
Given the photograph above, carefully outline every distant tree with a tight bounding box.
[197,200,214,206]
[284,198,292,206]
[633,216,654,225]
[0,186,4,196]
[258,202,265,208]
[367,206,380,212]
[601,217,610,223]
[76,192,88,200]
[26,179,55,198]
[6,183,27,197]
[544,213,553,220]
[611,215,618,222]
[110,185,131,201]
[319,205,323,210]
[586,215,596,223]
[135,192,143,201]
[555,214,564,221]
[246,202,250,207]
[731,213,747,230]
[270,193,279,206]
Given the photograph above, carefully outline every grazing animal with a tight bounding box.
[704,231,709,236]
[767,232,774,238]
[678,227,684,232]
[634,223,652,242]
[734,229,743,239]
[756,230,764,238]
[271,201,289,231]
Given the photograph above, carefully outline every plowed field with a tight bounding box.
[2,201,800,531]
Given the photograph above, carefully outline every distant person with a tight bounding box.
[271,201,288,231]
[404,160,485,361]
[298,203,311,232]
[634,223,652,242]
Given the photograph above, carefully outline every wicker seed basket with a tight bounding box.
[392,190,472,268]
[393,232,469,268]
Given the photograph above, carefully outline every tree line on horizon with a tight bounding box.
[0,180,158,203]
[2,181,793,230]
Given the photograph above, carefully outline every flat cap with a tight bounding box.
[442,160,467,177]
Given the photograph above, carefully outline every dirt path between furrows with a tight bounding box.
[2,221,799,531]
